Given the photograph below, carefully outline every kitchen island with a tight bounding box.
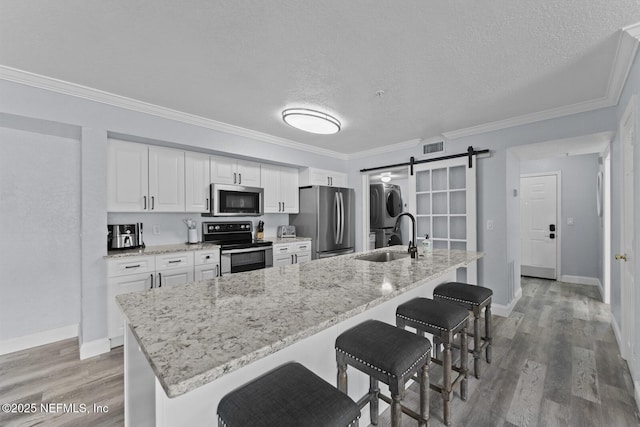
[117,247,483,427]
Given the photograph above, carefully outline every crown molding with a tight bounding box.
[0,65,349,160]
[347,138,422,160]
[442,23,640,141]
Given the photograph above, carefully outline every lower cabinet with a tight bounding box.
[272,241,312,266]
[194,249,221,281]
[107,248,219,347]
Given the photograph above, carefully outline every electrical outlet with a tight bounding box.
[487,220,494,231]
[152,225,160,235]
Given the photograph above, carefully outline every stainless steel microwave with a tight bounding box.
[208,184,264,216]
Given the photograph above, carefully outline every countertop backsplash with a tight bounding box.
[107,212,290,246]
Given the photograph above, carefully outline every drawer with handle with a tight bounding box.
[156,252,194,270]
[107,256,155,278]
[194,250,220,266]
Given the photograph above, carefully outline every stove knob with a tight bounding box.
[214,225,220,230]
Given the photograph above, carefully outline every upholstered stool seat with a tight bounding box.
[433,282,493,379]
[396,297,469,426]
[335,319,431,427]
[217,362,361,427]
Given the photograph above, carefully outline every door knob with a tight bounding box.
[615,253,627,261]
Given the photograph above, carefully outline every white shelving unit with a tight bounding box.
[410,157,477,283]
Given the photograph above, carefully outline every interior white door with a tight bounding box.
[619,97,636,370]
[520,174,557,279]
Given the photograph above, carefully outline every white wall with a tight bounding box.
[520,154,601,280]
[0,121,82,342]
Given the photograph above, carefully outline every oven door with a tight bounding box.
[221,247,273,274]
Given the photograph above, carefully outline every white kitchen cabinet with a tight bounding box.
[299,167,347,187]
[210,156,261,187]
[149,146,185,212]
[155,252,194,287]
[107,251,199,347]
[107,139,149,212]
[261,164,299,213]
[272,241,311,266]
[185,151,211,213]
[194,249,220,281]
[107,255,156,346]
[107,139,186,212]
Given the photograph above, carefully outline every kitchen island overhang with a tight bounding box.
[118,247,483,426]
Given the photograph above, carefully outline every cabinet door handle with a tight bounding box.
[168,260,181,264]
[151,196,155,210]
[282,202,285,211]
[216,265,219,277]
[233,172,237,184]
[150,274,154,289]
[143,196,147,210]
[125,264,141,269]
[206,198,209,210]
[158,272,162,287]
[291,254,294,264]
[238,173,242,185]
[205,255,210,259]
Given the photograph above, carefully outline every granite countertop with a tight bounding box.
[117,247,483,398]
[106,242,220,259]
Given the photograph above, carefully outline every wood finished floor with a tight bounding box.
[0,277,637,426]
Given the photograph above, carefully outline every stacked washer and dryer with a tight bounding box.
[370,183,403,248]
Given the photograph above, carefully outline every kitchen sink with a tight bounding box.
[355,251,411,262]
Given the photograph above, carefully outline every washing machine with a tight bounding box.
[370,183,403,229]
[372,227,403,249]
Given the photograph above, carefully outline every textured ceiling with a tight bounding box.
[1,1,639,155]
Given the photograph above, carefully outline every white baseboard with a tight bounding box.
[611,313,624,357]
[635,380,640,416]
[80,338,111,360]
[0,324,78,355]
[559,274,600,286]
[492,287,523,317]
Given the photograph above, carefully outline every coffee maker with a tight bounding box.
[107,223,144,250]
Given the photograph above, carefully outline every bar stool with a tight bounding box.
[217,362,361,427]
[433,282,493,378]
[335,319,431,427]
[396,297,469,426]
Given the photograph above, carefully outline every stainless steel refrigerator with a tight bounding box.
[290,186,355,259]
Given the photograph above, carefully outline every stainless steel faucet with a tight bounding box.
[395,212,418,258]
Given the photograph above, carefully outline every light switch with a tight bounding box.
[567,217,574,225]
[153,225,161,235]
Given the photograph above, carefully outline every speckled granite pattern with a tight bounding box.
[116,247,482,398]
[106,242,220,258]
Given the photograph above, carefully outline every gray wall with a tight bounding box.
[0,122,82,340]
[0,79,349,348]
[520,154,601,279]
[348,106,618,308]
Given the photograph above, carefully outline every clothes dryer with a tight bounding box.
[369,183,403,229]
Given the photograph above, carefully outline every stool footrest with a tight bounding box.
[378,391,428,425]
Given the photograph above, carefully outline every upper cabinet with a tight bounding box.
[107,139,184,212]
[148,146,185,212]
[261,165,299,213]
[210,156,261,187]
[299,167,348,187]
[185,152,211,213]
[107,139,149,212]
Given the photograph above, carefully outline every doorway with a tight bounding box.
[520,173,559,279]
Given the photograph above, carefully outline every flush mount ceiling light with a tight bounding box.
[282,108,341,135]
[380,172,392,183]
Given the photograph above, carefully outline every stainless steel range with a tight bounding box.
[202,221,273,275]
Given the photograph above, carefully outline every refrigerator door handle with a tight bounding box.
[338,192,345,244]
[334,191,340,245]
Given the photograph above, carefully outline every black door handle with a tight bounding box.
[550,233,555,239]
[550,224,556,232]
